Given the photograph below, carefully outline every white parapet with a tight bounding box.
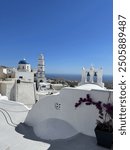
[25,86,113,140]
[89,66,95,83]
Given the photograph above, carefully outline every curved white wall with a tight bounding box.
[25,87,113,139]
[33,118,78,140]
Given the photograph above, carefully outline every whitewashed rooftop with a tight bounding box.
[75,83,105,91]
[0,99,50,150]
[0,98,111,150]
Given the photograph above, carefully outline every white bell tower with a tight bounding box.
[37,54,46,85]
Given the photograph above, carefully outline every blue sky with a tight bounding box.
[0,0,112,75]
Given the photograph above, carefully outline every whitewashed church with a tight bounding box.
[15,59,34,82]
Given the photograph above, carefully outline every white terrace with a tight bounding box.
[0,98,111,150]
[0,66,112,149]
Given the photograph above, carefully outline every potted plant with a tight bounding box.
[75,94,113,148]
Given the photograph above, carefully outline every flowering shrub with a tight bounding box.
[75,94,113,132]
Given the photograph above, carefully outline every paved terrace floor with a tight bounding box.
[0,99,112,150]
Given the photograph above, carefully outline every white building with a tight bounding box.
[0,79,36,104]
[0,59,34,82]
[0,66,16,80]
[0,59,36,104]
[15,59,34,82]
[25,67,113,140]
[17,59,31,72]
[0,66,7,80]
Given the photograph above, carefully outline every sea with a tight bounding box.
[46,74,113,83]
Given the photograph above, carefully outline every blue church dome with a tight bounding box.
[18,59,29,64]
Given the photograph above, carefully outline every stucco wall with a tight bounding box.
[0,81,16,100]
[0,82,6,96]
[16,81,36,104]
[15,71,34,82]
[25,87,113,138]
[0,80,36,104]
[0,68,7,79]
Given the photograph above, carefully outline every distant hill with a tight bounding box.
[46,74,113,89]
